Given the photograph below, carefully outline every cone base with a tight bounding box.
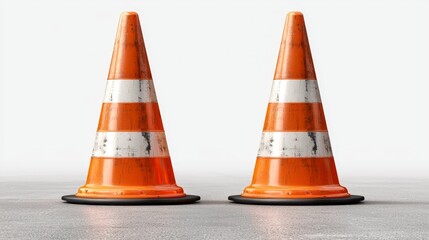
[228,194,364,205]
[61,194,200,205]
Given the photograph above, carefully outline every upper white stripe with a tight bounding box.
[92,132,169,157]
[269,80,321,103]
[258,132,332,158]
[103,80,158,103]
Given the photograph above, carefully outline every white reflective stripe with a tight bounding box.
[269,79,321,103]
[103,80,158,103]
[258,132,332,158]
[92,132,169,157]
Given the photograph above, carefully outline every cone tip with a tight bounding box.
[121,11,139,17]
[288,11,304,17]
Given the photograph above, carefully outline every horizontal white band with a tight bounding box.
[92,132,169,157]
[258,132,332,158]
[103,80,158,103]
[269,80,321,103]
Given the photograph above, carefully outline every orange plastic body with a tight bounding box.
[76,12,185,199]
[78,157,183,198]
[242,12,350,199]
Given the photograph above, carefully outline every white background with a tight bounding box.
[1,0,428,181]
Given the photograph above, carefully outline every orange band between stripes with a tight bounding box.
[263,102,327,132]
[97,103,164,131]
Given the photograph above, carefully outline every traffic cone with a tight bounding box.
[62,12,200,205]
[229,12,364,205]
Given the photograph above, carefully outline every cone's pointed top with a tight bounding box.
[288,11,303,16]
[274,12,316,80]
[108,12,152,80]
[121,11,139,16]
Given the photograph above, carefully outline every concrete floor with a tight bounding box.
[1,176,428,239]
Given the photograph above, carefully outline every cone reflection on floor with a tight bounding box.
[229,12,364,205]
[62,12,199,205]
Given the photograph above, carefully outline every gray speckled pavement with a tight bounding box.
[1,176,428,239]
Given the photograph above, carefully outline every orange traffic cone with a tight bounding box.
[62,12,200,205]
[229,12,364,205]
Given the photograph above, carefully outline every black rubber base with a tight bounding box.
[228,194,364,205]
[62,194,200,205]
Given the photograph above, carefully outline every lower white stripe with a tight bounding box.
[269,79,321,103]
[258,132,332,158]
[103,80,158,103]
[92,132,169,157]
